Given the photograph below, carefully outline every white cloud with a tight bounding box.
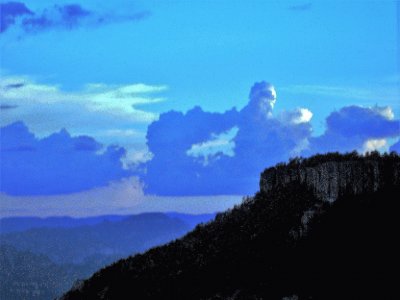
[374,106,394,120]
[290,138,310,156]
[362,138,387,153]
[187,127,238,164]
[123,147,153,168]
[0,75,167,120]
[295,108,313,124]
[0,74,168,165]
[280,108,313,124]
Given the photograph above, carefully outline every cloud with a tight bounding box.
[325,106,398,138]
[4,82,25,89]
[2,80,398,198]
[242,81,277,119]
[0,76,166,120]
[0,1,33,32]
[0,186,242,218]
[143,81,313,196]
[281,84,400,105]
[141,82,400,196]
[0,75,166,165]
[0,121,133,195]
[279,108,313,124]
[187,127,238,162]
[0,2,150,34]
[288,3,312,11]
[306,105,400,155]
[21,4,91,31]
[0,104,18,110]
[0,176,145,217]
[362,139,387,153]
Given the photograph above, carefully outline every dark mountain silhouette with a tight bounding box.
[60,152,400,300]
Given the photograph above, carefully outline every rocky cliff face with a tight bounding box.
[260,157,400,202]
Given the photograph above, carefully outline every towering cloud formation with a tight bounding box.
[142,82,400,196]
[241,82,277,119]
[144,82,313,195]
[0,122,131,195]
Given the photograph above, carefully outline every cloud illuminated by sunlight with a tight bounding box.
[0,74,167,137]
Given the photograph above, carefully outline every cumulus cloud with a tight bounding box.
[2,80,399,198]
[144,105,240,195]
[0,75,166,165]
[241,81,277,119]
[141,82,400,196]
[279,108,313,124]
[306,105,400,155]
[0,1,149,34]
[143,81,313,195]
[325,106,398,138]
[0,121,133,195]
[187,127,238,162]
[362,139,387,153]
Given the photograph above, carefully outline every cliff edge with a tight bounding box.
[261,152,400,202]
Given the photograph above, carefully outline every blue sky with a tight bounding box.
[1,0,399,215]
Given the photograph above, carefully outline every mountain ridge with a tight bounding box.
[60,152,400,300]
[0,213,216,234]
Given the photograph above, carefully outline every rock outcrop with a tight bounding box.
[260,154,400,202]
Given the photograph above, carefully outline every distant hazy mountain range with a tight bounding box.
[0,212,215,235]
[0,212,215,299]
